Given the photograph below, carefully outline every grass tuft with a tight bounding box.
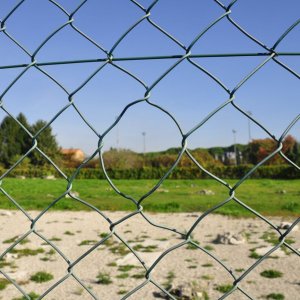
[79,240,97,246]
[260,269,283,279]
[215,284,233,293]
[131,272,145,279]
[30,271,54,283]
[0,278,11,290]
[11,248,44,258]
[118,289,128,295]
[116,273,129,279]
[202,263,213,267]
[118,265,136,272]
[13,292,40,300]
[96,272,112,285]
[64,231,74,236]
[266,293,285,299]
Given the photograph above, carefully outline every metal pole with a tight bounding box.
[115,116,119,149]
[142,132,146,154]
[232,129,237,165]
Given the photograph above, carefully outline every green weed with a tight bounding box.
[30,272,54,283]
[96,272,112,285]
[266,293,285,299]
[11,248,44,258]
[116,273,129,279]
[118,265,136,272]
[79,240,97,246]
[0,278,10,290]
[215,284,233,293]
[13,292,40,300]
[260,270,283,278]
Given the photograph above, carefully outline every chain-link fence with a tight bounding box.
[0,0,299,299]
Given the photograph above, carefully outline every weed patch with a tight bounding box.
[260,270,283,279]
[30,272,54,283]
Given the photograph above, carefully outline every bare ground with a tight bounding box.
[0,210,299,300]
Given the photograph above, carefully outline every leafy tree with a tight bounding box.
[0,114,61,167]
[246,135,298,165]
[282,134,298,163]
[103,148,143,169]
[29,120,61,166]
[0,113,31,167]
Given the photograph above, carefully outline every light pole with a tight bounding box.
[142,132,146,154]
[232,129,237,165]
[246,111,252,142]
[115,116,119,149]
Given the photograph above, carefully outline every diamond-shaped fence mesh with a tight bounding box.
[0,0,299,299]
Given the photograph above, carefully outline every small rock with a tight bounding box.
[65,191,80,198]
[277,190,287,194]
[214,232,245,245]
[279,222,299,232]
[15,175,26,179]
[157,188,169,193]
[5,253,18,261]
[46,194,54,198]
[7,271,28,283]
[153,282,206,299]
[0,210,13,217]
[186,214,198,218]
[196,189,215,196]
[117,252,159,267]
[44,175,55,180]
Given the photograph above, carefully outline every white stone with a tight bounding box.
[277,190,287,194]
[116,252,159,267]
[214,232,245,245]
[65,191,80,198]
[5,253,18,261]
[7,271,28,283]
[44,175,55,180]
[0,210,13,217]
[157,188,169,193]
[197,189,215,195]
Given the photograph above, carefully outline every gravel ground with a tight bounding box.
[0,210,299,300]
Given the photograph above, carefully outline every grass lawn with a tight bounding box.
[0,179,299,217]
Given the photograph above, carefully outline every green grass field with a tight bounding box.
[0,179,299,217]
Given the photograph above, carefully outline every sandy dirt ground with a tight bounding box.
[0,210,299,300]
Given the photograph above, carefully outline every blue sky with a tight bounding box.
[0,0,299,154]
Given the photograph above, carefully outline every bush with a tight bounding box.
[2,164,299,180]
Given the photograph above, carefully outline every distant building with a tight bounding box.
[61,148,85,162]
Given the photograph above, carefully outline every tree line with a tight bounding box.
[95,135,299,170]
[0,114,299,175]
